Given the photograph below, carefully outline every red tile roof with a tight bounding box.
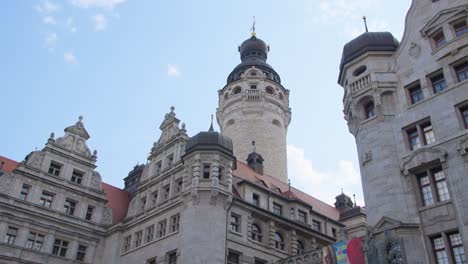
[101,182,129,224]
[0,156,20,173]
[0,155,129,224]
[233,161,340,221]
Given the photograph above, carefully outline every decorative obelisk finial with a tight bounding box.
[208,114,214,132]
[363,16,369,33]
[252,140,256,152]
[251,16,256,37]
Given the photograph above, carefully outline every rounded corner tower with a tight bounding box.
[216,33,291,182]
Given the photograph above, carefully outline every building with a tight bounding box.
[338,0,468,263]
[0,32,366,264]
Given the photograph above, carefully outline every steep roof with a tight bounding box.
[233,161,340,221]
[0,155,129,224]
[0,156,20,173]
[101,182,129,224]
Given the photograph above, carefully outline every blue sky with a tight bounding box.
[1,0,411,206]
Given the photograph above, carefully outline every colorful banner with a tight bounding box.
[323,237,365,264]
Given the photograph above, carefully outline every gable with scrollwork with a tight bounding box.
[400,148,447,176]
[420,5,468,37]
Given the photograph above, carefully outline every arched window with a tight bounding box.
[224,93,229,100]
[364,101,375,119]
[278,93,284,100]
[233,86,242,95]
[251,224,262,242]
[274,232,285,250]
[297,240,305,254]
[266,86,274,95]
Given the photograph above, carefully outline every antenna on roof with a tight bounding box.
[363,16,369,33]
[251,16,256,36]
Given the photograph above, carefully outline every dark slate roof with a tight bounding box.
[338,32,399,83]
[185,131,234,156]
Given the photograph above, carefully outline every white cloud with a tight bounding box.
[70,0,126,9]
[45,32,58,51]
[167,64,180,77]
[42,16,56,25]
[35,1,60,14]
[67,17,77,33]
[64,51,77,63]
[93,14,107,31]
[287,144,364,206]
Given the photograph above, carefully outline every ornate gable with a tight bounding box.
[154,107,187,149]
[52,116,95,159]
[420,5,468,37]
[400,147,447,176]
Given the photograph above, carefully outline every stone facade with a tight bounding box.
[338,0,468,263]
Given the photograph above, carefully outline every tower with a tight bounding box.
[217,32,291,182]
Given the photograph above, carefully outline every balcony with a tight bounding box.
[349,74,371,95]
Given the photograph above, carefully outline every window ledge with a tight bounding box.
[229,230,243,237]
[418,200,452,212]
[360,115,377,125]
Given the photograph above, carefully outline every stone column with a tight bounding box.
[268,221,275,249]
[84,243,95,263]
[0,221,8,240]
[67,240,78,260]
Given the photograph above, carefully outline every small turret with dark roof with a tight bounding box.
[184,119,234,159]
[246,142,264,175]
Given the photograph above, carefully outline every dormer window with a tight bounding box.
[48,161,62,176]
[432,30,446,49]
[453,20,467,37]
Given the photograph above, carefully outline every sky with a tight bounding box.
[0,0,412,206]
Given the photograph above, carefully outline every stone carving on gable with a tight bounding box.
[24,151,45,169]
[153,107,186,151]
[53,116,93,158]
[408,42,421,58]
[91,171,102,191]
[102,205,113,225]
[400,147,447,176]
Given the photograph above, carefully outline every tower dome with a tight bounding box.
[239,35,268,60]
[185,131,233,156]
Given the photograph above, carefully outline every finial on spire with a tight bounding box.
[208,115,214,132]
[251,16,256,36]
[78,115,83,122]
[252,140,256,152]
[170,106,175,113]
[363,16,368,33]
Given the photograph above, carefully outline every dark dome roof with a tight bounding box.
[226,35,281,85]
[185,131,233,156]
[338,32,399,82]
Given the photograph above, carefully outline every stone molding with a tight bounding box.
[400,147,447,176]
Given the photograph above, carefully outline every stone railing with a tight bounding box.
[350,74,371,94]
[276,249,323,264]
[246,89,261,101]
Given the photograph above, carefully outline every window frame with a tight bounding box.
[432,30,447,49]
[48,161,62,176]
[415,166,450,207]
[5,226,18,245]
[170,213,180,233]
[157,219,167,238]
[123,235,131,252]
[403,118,435,151]
[64,199,77,215]
[452,19,468,37]
[145,225,154,243]
[272,202,282,216]
[364,101,376,119]
[19,184,31,201]
[252,193,259,207]
[312,220,322,232]
[71,169,84,184]
[227,250,241,264]
[39,191,54,208]
[134,230,143,248]
[230,213,240,233]
[406,81,424,105]
[52,239,69,257]
[25,231,45,251]
[85,205,94,221]
[427,70,448,94]
[76,244,87,262]
[251,223,262,242]
[453,60,468,82]
[274,232,285,251]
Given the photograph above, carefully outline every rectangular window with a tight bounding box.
[312,220,322,232]
[255,259,267,264]
[298,210,307,224]
[85,206,94,221]
[453,20,468,37]
[140,197,146,212]
[230,213,240,232]
[408,83,424,104]
[19,184,30,200]
[155,161,162,175]
[422,122,435,145]
[218,166,224,181]
[157,219,167,238]
[432,236,449,264]
[147,257,157,264]
[449,232,466,264]
[455,61,468,82]
[433,30,446,48]
[152,191,158,206]
[52,239,69,257]
[39,191,54,208]
[417,167,450,206]
[175,179,183,194]
[163,185,170,200]
[25,232,44,251]
[332,228,337,238]
[252,193,259,207]
[134,230,142,248]
[404,119,435,151]
[76,245,87,262]
[227,251,240,264]
[203,164,210,179]
[168,252,177,264]
[460,105,468,129]
[71,170,84,184]
[430,72,448,93]
[123,235,131,252]
[5,226,17,244]
[145,225,154,243]
[273,203,282,215]
[167,154,174,167]
[170,214,180,233]
[48,161,62,176]
[64,199,76,215]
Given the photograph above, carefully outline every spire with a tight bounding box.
[251,16,256,37]
[363,16,369,33]
[208,115,214,132]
